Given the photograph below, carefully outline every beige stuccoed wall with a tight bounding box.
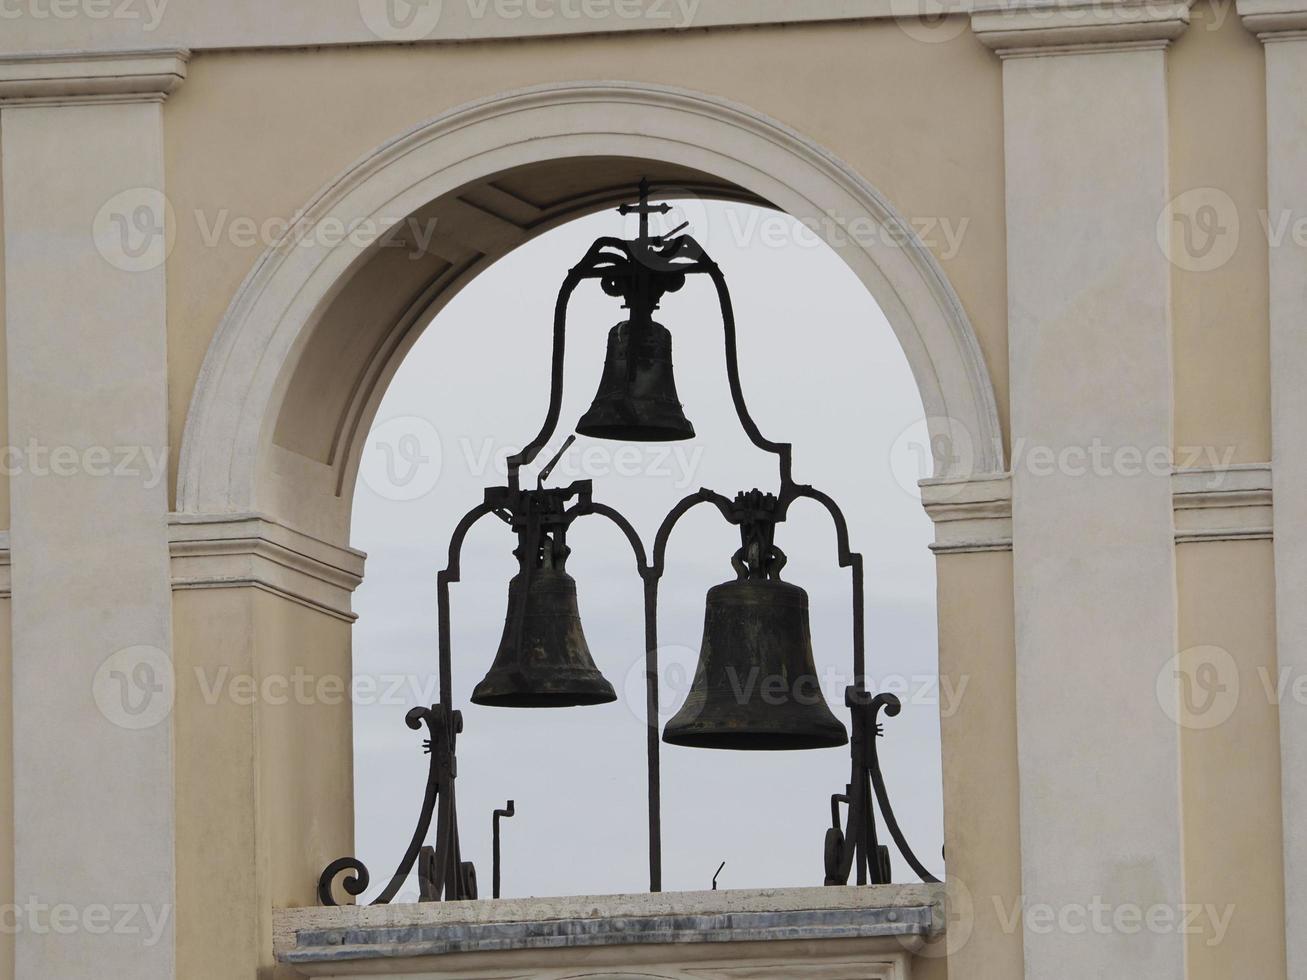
[0,10,1257,979]
[1169,11,1285,978]
[161,20,1009,506]
[160,24,1010,979]
[1170,0,1270,464]
[172,588,353,980]
[1177,540,1287,978]
[935,550,1022,977]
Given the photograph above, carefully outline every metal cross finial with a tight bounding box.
[618,177,672,249]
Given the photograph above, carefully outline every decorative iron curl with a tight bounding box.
[317,858,370,907]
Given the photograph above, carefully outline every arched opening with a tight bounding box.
[177,83,1004,537]
[349,198,944,899]
[174,81,1004,923]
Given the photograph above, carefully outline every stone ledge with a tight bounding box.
[0,49,188,105]
[972,0,1193,54]
[1237,0,1307,35]
[1172,463,1273,543]
[275,885,943,975]
[920,474,1013,554]
[168,512,365,621]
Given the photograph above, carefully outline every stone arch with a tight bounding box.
[176,81,1004,541]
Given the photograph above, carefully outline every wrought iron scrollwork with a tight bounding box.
[316,178,939,906]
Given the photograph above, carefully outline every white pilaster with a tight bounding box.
[0,49,187,980]
[973,6,1188,978]
[1239,3,1307,972]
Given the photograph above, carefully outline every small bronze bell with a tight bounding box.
[663,493,848,750]
[471,534,616,708]
[575,316,695,442]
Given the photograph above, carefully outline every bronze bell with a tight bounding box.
[663,497,848,750]
[471,548,616,709]
[576,316,695,442]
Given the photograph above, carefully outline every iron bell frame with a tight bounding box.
[317,180,940,906]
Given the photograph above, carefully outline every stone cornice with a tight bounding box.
[1237,0,1307,36]
[1172,463,1273,543]
[0,531,10,599]
[920,464,1273,551]
[168,513,365,622]
[921,475,1014,555]
[971,0,1193,55]
[0,49,188,106]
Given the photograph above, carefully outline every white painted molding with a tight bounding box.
[919,464,1274,551]
[168,513,365,622]
[921,475,1014,554]
[1237,0,1307,36]
[177,82,1005,532]
[971,0,1193,54]
[0,49,188,105]
[0,531,10,599]
[1172,464,1273,543]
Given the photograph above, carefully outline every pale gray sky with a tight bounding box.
[349,199,943,902]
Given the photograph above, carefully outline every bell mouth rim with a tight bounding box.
[661,728,849,751]
[574,422,696,442]
[470,689,618,709]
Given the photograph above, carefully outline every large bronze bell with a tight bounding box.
[471,547,616,708]
[576,316,695,442]
[662,576,849,751]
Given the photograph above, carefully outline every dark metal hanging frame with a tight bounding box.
[317,181,939,906]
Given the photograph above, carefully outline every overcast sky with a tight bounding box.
[349,199,943,902]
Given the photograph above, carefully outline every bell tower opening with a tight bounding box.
[347,188,944,901]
